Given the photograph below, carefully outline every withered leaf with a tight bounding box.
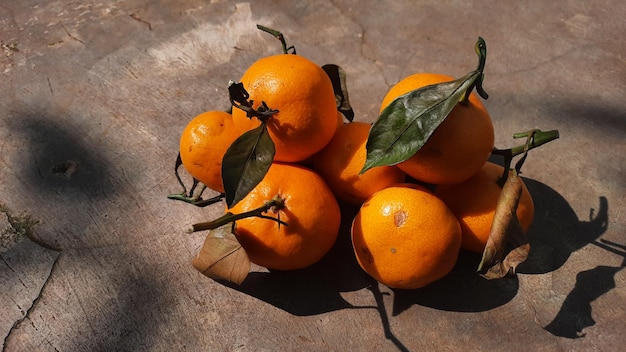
[478,170,530,279]
[192,223,250,285]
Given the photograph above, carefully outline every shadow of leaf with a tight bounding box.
[512,178,619,339]
[517,180,608,274]
[544,261,624,338]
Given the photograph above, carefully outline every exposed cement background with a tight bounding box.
[1,1,624,351]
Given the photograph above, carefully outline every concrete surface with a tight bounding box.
[1,0,624,351]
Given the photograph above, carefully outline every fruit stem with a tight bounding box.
[511,129,560,157]
[190,196,288,232]
[167,192,225,208]
[228,81,279,122]
[491,129,560,186]
[168,153,225,207]
[172,153,188,192]
[461,37,489,105]
[257,24,296,54]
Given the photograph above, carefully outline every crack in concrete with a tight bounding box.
[129,13,152,31]
[325,0,391,90]
[61,24,86,45]
[329,0,392,91]
[326,0,367,57]
[1,205,60,350]
[499,43,593,77]
[2,252,60,351]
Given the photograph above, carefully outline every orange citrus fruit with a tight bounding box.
[313,121,406,205]
[228,162,341,270]
[299,111,346,167]
[351,184,462,289]
[336,110,346,128]
[380,73,495,185]
[232,54,338,163]
[179,110,243,193]
[435,161,535,253]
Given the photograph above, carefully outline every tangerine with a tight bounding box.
[351,184,462,289]
[228,162,341,270]
[336,110,346,128]
[380,73,495,185]
[435,161,535,253]
[179,110,243,193]
[232,54,338,162]
[313,121,406,205]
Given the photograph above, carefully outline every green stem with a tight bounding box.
[510,129,560,157]
[169,152,224,207]
[256,24,296,54]
[190,196,287,232]
[491,129,560,186]
[461,37,489,105]
[167,192,225,208]
[173,153,187,193]
[475,37,487,73]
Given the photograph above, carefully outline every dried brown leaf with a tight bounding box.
[192,223,250,285]
[478,170,530,279]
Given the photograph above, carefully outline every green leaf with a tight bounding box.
[222,123,275,208]
[361,70,480,174]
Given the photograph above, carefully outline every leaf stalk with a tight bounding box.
[461,37,489,104]
[190,196,287,232]
[256,24,296,54]
[168,152,226,207]
[491,129,560,186]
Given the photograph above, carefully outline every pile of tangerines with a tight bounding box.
[171,26,550,290]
